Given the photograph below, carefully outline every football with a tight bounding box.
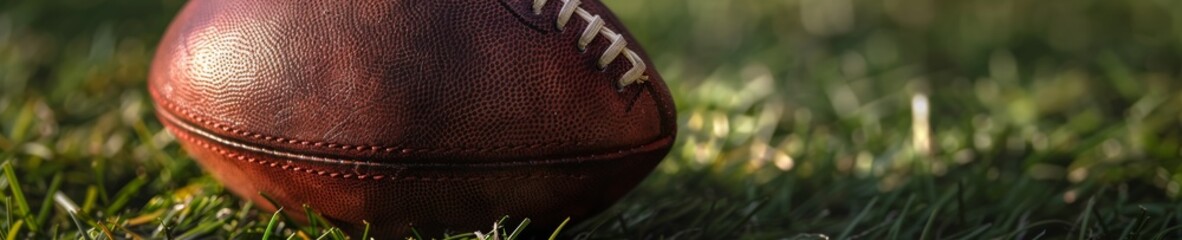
[148,0,675,237]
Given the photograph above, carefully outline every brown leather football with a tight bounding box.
[148,0,675,237]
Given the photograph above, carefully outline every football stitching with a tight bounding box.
[174,127,589,181]
[534,0,649,87]
[160,107,672,168]
[158,100,601,154]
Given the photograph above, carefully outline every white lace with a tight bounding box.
[533,0,648,87]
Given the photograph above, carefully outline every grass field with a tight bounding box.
[4,0,1182,239]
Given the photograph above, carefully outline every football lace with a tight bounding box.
[533,0,648,87]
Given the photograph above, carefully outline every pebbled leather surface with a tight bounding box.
[149,0,675,238]
[150,0,674,163]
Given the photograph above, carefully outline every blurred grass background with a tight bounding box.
[3,0,1182,239]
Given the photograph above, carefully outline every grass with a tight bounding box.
[3,0,1182,239]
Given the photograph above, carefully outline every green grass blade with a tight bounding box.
[1152,225,1182,240]
[302,204,321,237]
[1126,206,1150,240]
[330,228,347,240]
[919,201,944,240]
[839,196,879,239]
[1,162,27,215]
[1003,220,1074,239]
[442,232,476,240]
[411,227,424,240]
[360,220,371,240]
[257,192,301,233]
[56,192,91,240]
[5,220,22,240]
[314,227,344,240]
[719,198,770,237]
[103,176,148,216]
[953,223,992,240]
[888,195,917,239]
[35,173,63,228]
[81,186,98,214]
[548,217,570,240]
[5,196,12,231]
[507,218,530,240]
[1079,196,1095,240]
[262,207,284,240]
[1,161,36,232]
[176,219,225,240]
[1150,209,1174,240]
[8,101,35,143]
[314,229,333,240]
[92,158,109,205]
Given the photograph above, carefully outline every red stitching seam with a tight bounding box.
[174,128,588,181]
[158,100,594,154]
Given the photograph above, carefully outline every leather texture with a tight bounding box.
[149,0,676,238]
